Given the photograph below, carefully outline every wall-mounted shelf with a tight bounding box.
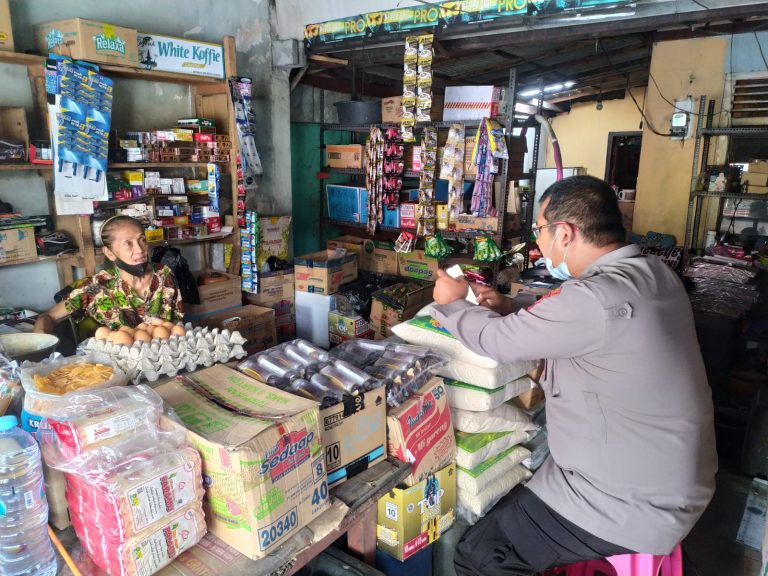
[107,162,215,170]
[322,120,482,132]
[0,253,79,269]
[0,51,220,85]
[327,219,499,241]
[0,163,51,171]
[328,166,477,182]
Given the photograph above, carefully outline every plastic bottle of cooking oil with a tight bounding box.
[0,415,56,576]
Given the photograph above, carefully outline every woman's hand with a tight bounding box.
[473,284,514,315]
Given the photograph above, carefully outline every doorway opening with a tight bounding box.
[605,131,642,191]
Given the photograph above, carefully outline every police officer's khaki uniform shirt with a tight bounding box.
[432,245,717,554]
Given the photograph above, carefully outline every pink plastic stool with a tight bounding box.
[541,543,683,576]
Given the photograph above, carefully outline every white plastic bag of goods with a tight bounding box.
[392,315,499,368]
[457,446,530,495]
[438,357,539,390]
[456,462,532,525]
[444,376,536,411]
[451,401,537,434]
[455,430,529,470]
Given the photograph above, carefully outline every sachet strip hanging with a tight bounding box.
[416,126,438,236]
[470,119,509,216]
[440,123,466,219]
[366,126,385,234]
[383,127,404,210]
[474,235,503,262]
[400,33,434,142]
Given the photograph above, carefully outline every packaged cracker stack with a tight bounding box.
[38,386,206,576]
[393,314,544,524]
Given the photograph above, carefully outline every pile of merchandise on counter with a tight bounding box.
[392,313,545,524]
[38,385,206,576]
[684,256,758,319]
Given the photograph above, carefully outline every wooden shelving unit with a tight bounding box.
[0,37,241,288]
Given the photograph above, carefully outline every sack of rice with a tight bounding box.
[451,401,537,434]
[457,457,532,525]
[444,376,536,411]
[455,430,529,470]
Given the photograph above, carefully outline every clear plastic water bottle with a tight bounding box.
[0,416,56,576]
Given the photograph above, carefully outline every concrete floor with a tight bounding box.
[683,469,762,576]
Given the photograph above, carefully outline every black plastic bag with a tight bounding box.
[150,245,200,304]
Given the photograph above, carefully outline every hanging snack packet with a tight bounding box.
[395,231,417,254]
[473,235,504,263]
[424,232,453,259]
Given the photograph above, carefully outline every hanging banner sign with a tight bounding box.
[304,0,635,48]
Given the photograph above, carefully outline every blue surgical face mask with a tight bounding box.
[545,228,573,281]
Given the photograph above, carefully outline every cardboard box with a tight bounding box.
[747,184,768,194]
[244,269,295,321]
[748,160,768,174]
[156,366,330,559]
[0,225,36,264]
[145,228,164,243]
[383,206,399,228]
[327,236,399,276]
[328,330,374,347]
[295,250,358,295]
[511,384,545,411]
[185,270,242,318]
[296,291,336,349]
[369,280,434,339]
[137,33,224,79]
[387,377,455,487]
[197,305,277,353]
[326,144,364,169]
[257,216,292,270]
[443,86,502,122]
[322,389,387,486]
[35,18,139,67]
[328,311,370,338]
[376,463,456,561]
[327,185,367,224]
[398,249,440,282]
[450,214,498,233]
[381,96,404,124]
[0,0,13,52]
[743,172,768,187]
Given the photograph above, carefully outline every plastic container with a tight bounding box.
[0,415,56,576]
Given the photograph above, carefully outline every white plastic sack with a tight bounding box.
[456,463,532,525]
[451,400,537,433]
[444,376,536,411]
[455,430,529,470]
[438,357,538,390]
[392,316,499,368]
[457,446,530,495]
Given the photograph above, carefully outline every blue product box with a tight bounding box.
[327,185,367,224]
[383,206,399,228]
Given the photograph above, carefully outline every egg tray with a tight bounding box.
[81,324,247,384]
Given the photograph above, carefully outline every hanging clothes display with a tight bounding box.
[469,119,509,216]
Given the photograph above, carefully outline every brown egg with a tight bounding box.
[134,330,152,344]
[171,325,186,337]
[111,331,134,346]
[152,326,171,340]
[150,318,165,326]
[136,323,149,332]
[105,330,116,342]
[119,326,135,336]
[95,326,111,341]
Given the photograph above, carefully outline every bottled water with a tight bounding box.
[0,415,56,576]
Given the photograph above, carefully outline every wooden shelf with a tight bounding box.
[327,219,497,240]
[328,167,476,181]
[0,253,78,269]
[0,163,51,171]
[147,231,233,246]
[0,51,220,85]
[108,162,216,169]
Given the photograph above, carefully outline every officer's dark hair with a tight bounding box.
[539,175,626,247]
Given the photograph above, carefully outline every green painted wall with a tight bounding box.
[291,123,353,255]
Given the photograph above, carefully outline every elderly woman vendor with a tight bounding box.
[34,216,182,334]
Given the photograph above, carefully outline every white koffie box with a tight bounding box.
[157,365,329,559]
